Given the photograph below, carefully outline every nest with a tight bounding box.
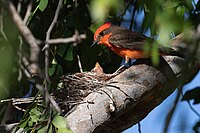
[53,72,116,115]
[2,70,122,115]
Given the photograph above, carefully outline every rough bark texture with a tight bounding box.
[65,35,200,133]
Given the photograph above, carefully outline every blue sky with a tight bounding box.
[120,2,200,132]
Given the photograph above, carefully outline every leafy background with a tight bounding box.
[0,0,200,132]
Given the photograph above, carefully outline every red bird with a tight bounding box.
[93,22,184,65]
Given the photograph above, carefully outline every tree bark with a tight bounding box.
[65,33,200,133]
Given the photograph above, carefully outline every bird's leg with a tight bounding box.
[112,56,130,75]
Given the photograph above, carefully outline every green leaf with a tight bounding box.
[64,0,67,5]
[52,115,67,128]
[19,117,30,128]
[57,45,66,57]
[58,128,72,133]
[181,87,200,104]
[151,44,159,65]
[28,120,34,127]
[39,0,48,12]
[49,64,56,76]
[37,126,47,133]
[90,0,123,21]
[64,45,73,61]
[29,108,42,122]
[56,64,63,76]
[176,6,185,18]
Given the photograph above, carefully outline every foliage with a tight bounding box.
[0,0,199,132]
[16,101,71,133]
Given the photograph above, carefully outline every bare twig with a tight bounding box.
[163,88,181,133]
[186,99,200,118]
[129,0,138,30]
[23,0,33,24]
[0,4,8,41]
[181,90,200,118]
[17,36,23,81]
[118,0,135,25]
[45,0,63,82]
[138,122,142,133]
[77,54,83,72]
[36,84,61,113]
[44,0,63,112]
[17,0,22,13]
[44,34,86,44]
[7,1,41,76]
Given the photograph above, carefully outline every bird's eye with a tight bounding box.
[99,31,104,36]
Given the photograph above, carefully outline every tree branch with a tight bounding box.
[44,34,86,44]
[7,1,41,76]
[42,0,63,113]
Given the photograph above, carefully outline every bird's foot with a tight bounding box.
[112,65,127,76]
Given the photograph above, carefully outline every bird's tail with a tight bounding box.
[158,46,185,58]
[168,49,185,58]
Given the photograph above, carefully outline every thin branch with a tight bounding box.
[17,36,23,81]
[44,0,63,111]
[181,90,200,118]
[0,4,8,41]
[77,54,83,72]
[23,0,33,24]
[36,84,61,113]
[119,0,135,25]
[17,0,22,13]
[44,34,86,44]
[21,56,32,78]
[7,1,41,76]
[163,88,182,133]
[129,0,138,30]
[45,0,63,82]
[138,122,142,133]
[187,100,200,118]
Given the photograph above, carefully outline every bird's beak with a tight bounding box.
[91,40,98,48]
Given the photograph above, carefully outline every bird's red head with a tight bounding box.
[91,22,113,47]
[94,22,111,41]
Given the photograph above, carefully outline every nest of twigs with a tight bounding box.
[4,65,125,115]
[53,72,116,115]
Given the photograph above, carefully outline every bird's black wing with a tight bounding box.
[108,26,151,50]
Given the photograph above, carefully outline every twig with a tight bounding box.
[163,88,181,133]
[44,0,63,111]
[21,56,32,78]
[7,1,41,76]
[77,54,83,72]
[45,0,63,82]
[0,4,8,41]
[23,0,33,24]
[17,0,22,13]
[44,34,86,44]
[36,84,61,113]
[181,90,200,118]
[17,36,23,81]
[118,0,135,25]
[138,122,142,133]
[129,0,138,30]
[187,100,200,117]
